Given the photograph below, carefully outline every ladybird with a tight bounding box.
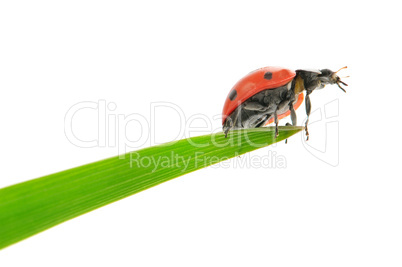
[222,66,348,140]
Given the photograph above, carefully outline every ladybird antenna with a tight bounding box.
[335,66,347,73]
[341,75,350,79]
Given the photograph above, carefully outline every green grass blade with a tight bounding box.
[0,126,302,249]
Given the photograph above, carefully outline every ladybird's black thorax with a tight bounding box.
[295,70,321,93]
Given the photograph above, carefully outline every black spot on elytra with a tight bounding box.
[264,71,273,80]
[228,89,237,101]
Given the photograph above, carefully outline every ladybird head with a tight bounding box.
[318,66,348,92]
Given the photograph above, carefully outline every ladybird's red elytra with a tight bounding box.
[222,67,296,124]
[222,66,348,140]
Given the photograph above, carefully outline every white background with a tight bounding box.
[1,1,401,266]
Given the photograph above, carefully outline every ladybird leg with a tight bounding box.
[232,107,243,128]
[243,102,268,111]
[305,92,312,141]
[285,122,292,144]
[223,117,234,138]
[224,127,230,138]
[285,103,297,144]
[224,105,245,138]
[274,109,279,138]
[290,103,297,126]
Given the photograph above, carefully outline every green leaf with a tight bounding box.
[0,126,302,249]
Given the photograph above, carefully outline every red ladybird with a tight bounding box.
[222,66,348,139]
